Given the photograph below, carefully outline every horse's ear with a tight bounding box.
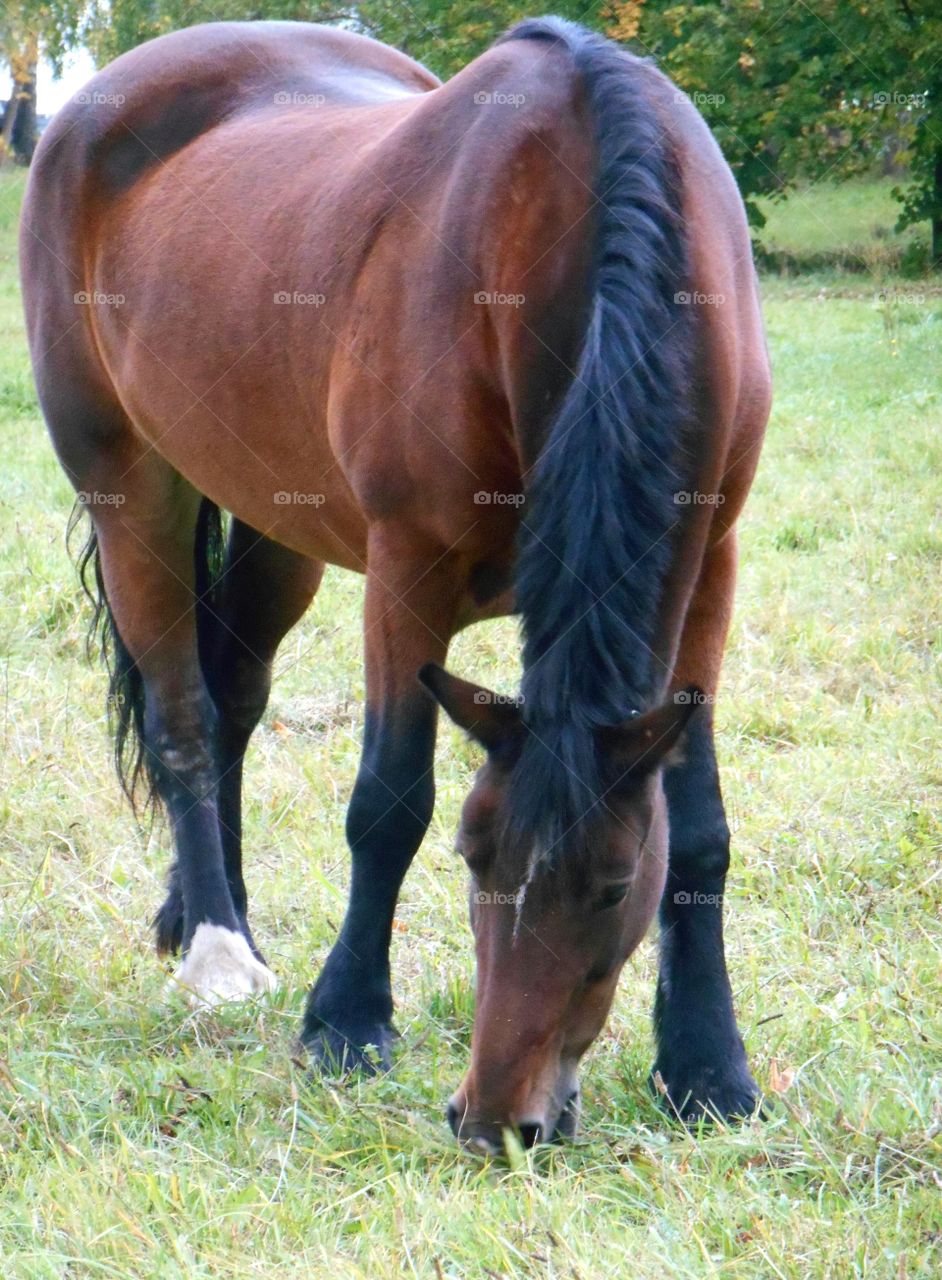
[418,664,522,754]
[601,687,702,782]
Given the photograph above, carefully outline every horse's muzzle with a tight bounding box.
[447,1087,581,1154]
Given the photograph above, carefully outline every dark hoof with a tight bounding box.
[302,1015,396,1077]
[651,1061,763,1125]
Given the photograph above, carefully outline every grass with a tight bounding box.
[755,177,928,275]
[2,157,941,1278]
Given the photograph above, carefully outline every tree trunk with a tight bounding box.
[0,89,19,158]
[934,149,942,270]
[10,58,37,164]
[2,36,38,166]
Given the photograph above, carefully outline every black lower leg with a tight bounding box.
[155,523,321,956]
[653,709,760,1121]
[154,649,265,955]
[302,697,437,1072]
[216,734,252,917]
[145,679,240,950]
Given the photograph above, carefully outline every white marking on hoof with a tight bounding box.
[169,924,278,1008]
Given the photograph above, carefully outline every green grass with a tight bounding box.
[2,161,941,1278]
[755,177,928,275]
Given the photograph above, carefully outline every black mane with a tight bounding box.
[499,18,692,860]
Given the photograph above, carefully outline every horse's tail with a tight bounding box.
[68,497,226,816]
[497,18,693,857]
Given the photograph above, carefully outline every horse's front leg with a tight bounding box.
[653,533,761,1121]
[303,527,461,1072]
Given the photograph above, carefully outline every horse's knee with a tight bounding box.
[663,713,730,882]
[346,763,434,863]
[668,823,730,882]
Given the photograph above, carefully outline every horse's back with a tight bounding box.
[31,22,436,191]
[22,21,437,329]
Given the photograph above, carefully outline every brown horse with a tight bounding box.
[21,17,770,1150]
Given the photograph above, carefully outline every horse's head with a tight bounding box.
[420,663,698,1153]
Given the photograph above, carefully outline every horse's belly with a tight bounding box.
[89,305,367,567]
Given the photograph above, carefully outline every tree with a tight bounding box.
[1,12,39,164]
[7,0,940,267]
[355,2,596,79]
[606,1,942,264]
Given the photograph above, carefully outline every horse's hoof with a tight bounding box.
[167,924,278,1007]
[651,1061,764,1125]
[301,1017,396,1077]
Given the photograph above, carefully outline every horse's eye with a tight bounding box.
[595,882,628,910]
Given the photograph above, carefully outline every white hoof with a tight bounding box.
[169,923,278,1008]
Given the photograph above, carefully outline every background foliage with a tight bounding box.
[2,2,941,261]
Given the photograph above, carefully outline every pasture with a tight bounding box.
[1,162,940,1277]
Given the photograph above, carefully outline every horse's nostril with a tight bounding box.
[552,1087,581,1142]
[446,1099,460,1136]
[517,1121,542,1149]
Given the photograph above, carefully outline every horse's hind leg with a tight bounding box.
[88,456,277,1004]
[155,519,324,957]
[654,531,760,1121]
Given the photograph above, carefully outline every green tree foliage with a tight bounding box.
[354,2,596,78]
[611,1,942,261]
[77,1,348,67]
[5,0,941,264]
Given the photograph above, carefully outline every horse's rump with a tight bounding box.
[24,26,602,561]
